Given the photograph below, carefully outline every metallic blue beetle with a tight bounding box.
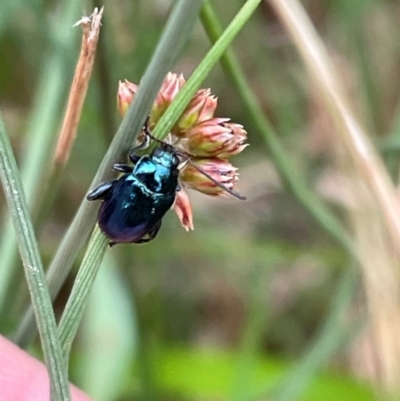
[88,120,246,246]
[87,140,180,246]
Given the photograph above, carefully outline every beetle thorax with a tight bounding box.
[133,150,179,194]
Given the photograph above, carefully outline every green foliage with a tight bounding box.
[154,346,375,401]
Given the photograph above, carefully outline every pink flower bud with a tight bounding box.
[173,188,194,231]
[185,118,248,158]
[160,72,185,100]
[151,73,186,123]
[180,158,239,197]
[117,80,138,117]
[173,89,218,136]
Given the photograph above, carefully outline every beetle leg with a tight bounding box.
[86,180,116,201]
[128,153,141,164]
[113,163,133,173]
[129,134,150,163]
[134,238,150,244]
[134,220,162,244]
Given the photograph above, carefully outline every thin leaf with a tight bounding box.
[0,115,71,401]
[15,0,206,347]
[152,0,264,140]
[58,227,107,361]
[199,1,353,255]
[76,253,137,401]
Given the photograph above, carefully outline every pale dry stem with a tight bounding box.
[348,177,400,393]
[269,0,400,393]
[54,7,104,165]
[269,0,400,254]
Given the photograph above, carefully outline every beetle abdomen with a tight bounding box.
[98,175,176,243]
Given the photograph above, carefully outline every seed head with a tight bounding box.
[173,89,218,136]
[117,80,138,117]
[186,118,248,158]
[151,73,186,124]
[180,158,239,197]
[117,72,248,231]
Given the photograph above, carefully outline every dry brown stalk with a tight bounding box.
[54,7,104,165]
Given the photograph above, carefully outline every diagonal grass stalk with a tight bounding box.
[0,115,71,401]
[17,0,265,354]
[15,0,206,348]
[270,0,400,393]
[58,226,107,363]
[152,0,263,140]
[199,5,359,400]
[53,0,263,364]
[55,0,263,359]
[199,1,353,255]
[270,0,400,253]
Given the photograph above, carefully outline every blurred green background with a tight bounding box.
[2,0,400,400]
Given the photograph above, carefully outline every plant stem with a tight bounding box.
[15,0,206,348]
[0,116,71,401]
[152,0,263,140]
[58,227,108,363]
[199,1,353,256]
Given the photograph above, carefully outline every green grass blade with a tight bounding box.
[52,0,263,360]
[198,5,359,400]
[0,115,71,401]
[152,0,263,140]
[199,1,353,255]
[58,226,107,362]
[75,255,137,401]
[53,0,262,359]
[15,0,206,348]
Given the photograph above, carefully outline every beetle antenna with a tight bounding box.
[142,119,165,146]
[181,156,246,201]
[142,119,246,200]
